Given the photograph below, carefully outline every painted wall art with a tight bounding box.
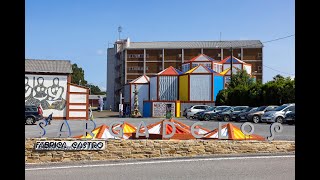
[25,75,67,117]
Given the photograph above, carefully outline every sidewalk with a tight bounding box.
[92,110,119,118]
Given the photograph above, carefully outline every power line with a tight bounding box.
[230,34,295,76]
[261,34,295,44]
[230,34,295,48]
[263,64,295,76]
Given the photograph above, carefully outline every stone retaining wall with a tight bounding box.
[25,138,295,164]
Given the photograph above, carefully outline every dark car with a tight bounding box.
[202,106,231,121]
[246,105,278,123]
[216,106,249,121]
[235,107,258,122]
[284,110,295,125]
[25,105,43,125]
[194,106,216,120]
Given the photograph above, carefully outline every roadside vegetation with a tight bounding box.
[216,70,295,106]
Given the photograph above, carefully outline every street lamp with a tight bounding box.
[230,46,233,81]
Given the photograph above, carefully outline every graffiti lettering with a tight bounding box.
[267,123,283,141]
[57,120,72,138]
[36,120,283,140]
[35,141,105,151]
[135,121,149,138]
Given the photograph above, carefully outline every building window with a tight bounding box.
[128,54,149,58]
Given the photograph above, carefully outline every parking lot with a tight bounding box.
[25,117,295,140]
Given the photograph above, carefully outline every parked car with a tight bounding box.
[284,110,295,125]
[186,105,212,119]
[193,106,216,120]
[216,106,249,121]
[25,105,43,125]
[235,107,258,122]
[246,105,278,123]
[202,106,231,121]
[261,104,295,124]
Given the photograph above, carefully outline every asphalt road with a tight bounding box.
[25,154,295,180]
[25,117,295,140]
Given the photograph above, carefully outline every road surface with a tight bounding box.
[26,154,294,180]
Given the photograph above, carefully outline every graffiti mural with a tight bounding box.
[25,75,67,117]
[152,102,175,117]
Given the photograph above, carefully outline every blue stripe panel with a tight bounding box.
[190,75,212,101]
[175,68,183,75]
[150,77,157,100]
[159,76,178,100]
[214,75,224,101]
[143,101,152,117]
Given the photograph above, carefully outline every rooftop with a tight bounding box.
[124,40,263,49]
[25,59,73,74]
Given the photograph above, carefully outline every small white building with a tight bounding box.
[25,59,89,120]
[123,75,150,113]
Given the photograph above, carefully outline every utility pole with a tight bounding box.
[118,26,122,40]
[230,46,233,82]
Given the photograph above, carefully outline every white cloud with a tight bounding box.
[99,86,106,91]
[97,49,107,55]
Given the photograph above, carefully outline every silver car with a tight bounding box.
[261,104,295,123]
[186,105,211,119]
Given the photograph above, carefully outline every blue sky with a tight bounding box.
[25,0,295,90]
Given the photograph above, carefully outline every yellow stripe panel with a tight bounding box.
[220,68,230,75]
[233,128,254,140]
[176,101,180,117]
[233,128,245,139]
[179,75,189,101]
[185,66,197,74]
[123,125,136,133]
[79,128,100,138]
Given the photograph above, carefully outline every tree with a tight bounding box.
[215,89,229,105]
[215,72,295,106]
[88,84,106,95]
[228,69,255,89]
[71,63,106,95]
[71,63,87,85]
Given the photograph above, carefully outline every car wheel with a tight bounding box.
[204,114,211,121]
[252,115,260,123]
[188,116,193,119]
[26,117,35,125]
[276,117,284,123]
[223,115,230,121]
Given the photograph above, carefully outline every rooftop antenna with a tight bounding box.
[220,32,222,41]
[118,26,122,40]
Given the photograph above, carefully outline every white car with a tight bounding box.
[186,105,211,119]
[261,104,295,123]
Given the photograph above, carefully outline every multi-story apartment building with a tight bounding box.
[107,38,263,110]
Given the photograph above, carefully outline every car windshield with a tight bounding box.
[249,108,258,112]
[241,107,253,112]
[215,107,228,111]
[256,106,267,111]
[221,107,232,111]
[207,107,215,111]
[274,105,288,111]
